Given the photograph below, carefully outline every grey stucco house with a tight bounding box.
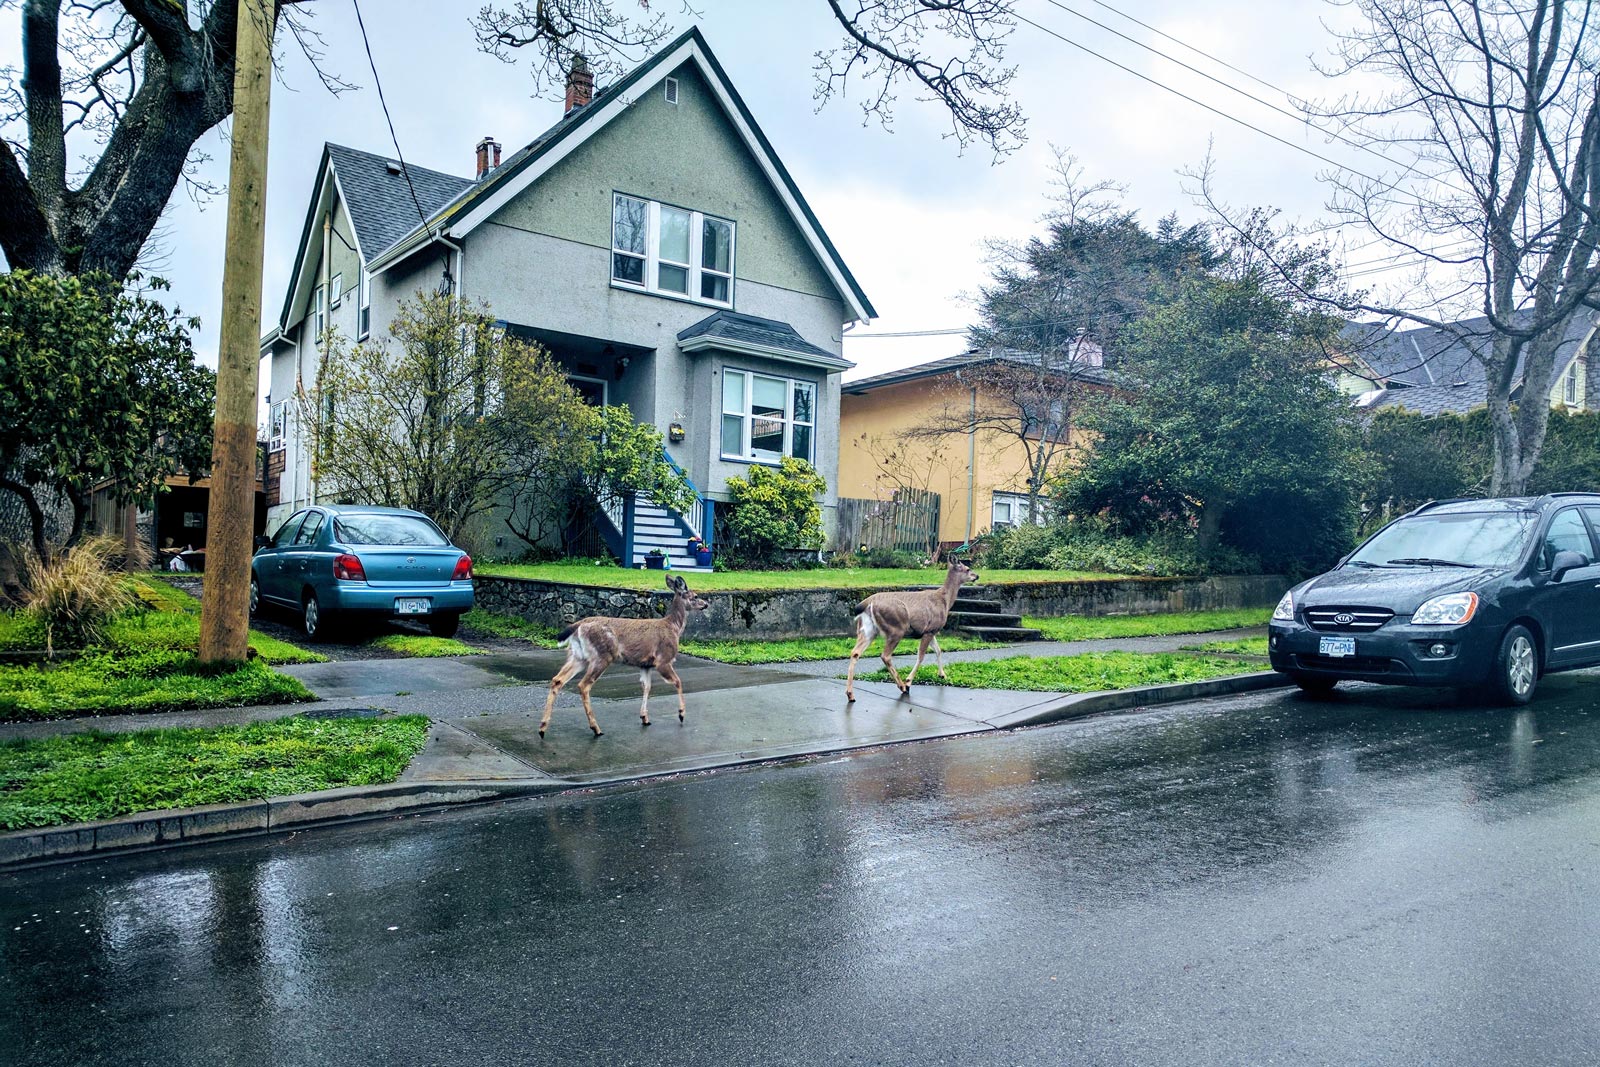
[259,28,875,567]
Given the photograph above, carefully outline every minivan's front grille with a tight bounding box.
[1304,607,1394,633]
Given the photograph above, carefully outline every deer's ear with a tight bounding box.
[667,575,688,592]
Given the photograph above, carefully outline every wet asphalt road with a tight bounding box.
[6,674,1600,1066]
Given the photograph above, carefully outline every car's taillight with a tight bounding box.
[333,553,367,581]
[452,554,473,581]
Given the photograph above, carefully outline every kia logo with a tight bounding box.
[1333,612,1355,625]
[406,556,416,564]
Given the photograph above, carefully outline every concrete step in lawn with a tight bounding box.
[954,623,1043,642]
[952,596,1007,614]
[948,609,1026,629]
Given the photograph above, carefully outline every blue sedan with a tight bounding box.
[251,505,475,638]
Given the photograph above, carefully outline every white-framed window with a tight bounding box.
[312,285,326,341]
[1563,361,1580,406]
[329,272,344,308]
[611,193,734,307]
[358,269,372,340]
[991,491,1045,529]
[721,369,814,464]
[268,401,288,452]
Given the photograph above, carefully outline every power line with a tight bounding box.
[1012,12,1444,214]
[350,0,430,231]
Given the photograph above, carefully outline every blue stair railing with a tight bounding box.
[663,449,714,557]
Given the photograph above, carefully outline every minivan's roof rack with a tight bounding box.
[1540,491,1600,501]
[1411,498,1474,514]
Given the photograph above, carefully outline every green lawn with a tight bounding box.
[1182,635,1271,656]
[0,713,429,831]
[369,634,484,657]
[477,562,1118,591]
[856,650,1269,693]
[1025,608,1270,642]
[462,608,563,647]
[0,650,312,721]
[128,578,326,664]
[681,632,1007,665]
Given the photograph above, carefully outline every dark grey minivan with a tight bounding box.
[1268,494,1600,704]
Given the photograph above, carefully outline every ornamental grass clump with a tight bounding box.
[21,537,135,654]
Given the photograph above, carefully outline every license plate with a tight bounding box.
[1319,636,1356,658]
[395,597,432,615]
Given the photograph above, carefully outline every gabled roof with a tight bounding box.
[677,310,850,371]
[843,347,1113,395]
[364,26,875,323]
[270,145,471,338]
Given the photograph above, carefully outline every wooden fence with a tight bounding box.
[836,489,941,555]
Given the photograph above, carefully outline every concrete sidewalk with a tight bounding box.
[0,633,1286,866]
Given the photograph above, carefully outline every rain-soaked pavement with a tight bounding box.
[5,673,1600,1066]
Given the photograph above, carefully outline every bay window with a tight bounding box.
[721,369,815,463]
[612,192,734,306]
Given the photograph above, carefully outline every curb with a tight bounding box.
[0,778,570,870]
[0,670,1293,871]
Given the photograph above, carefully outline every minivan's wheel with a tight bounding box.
[1292,674,1339,695]
[427,613,461,638]
[248,574,261,617]
[302,591,327,639]
[1488,624,1538,706]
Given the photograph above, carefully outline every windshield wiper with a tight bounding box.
[1386,557,1474,568]
[1344,560,1391,568]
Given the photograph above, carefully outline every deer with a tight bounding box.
[539,573,710,738]
[845,559,978,702]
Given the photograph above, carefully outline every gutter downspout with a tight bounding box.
[966,385,976,546]
[313,212,332,505]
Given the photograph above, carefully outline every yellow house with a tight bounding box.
[838,350,1109,548]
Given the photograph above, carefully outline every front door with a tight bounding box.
[1538,507,1600,665]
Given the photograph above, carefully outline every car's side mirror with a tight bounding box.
[1550,549,1588,582]
[254,535,270,551]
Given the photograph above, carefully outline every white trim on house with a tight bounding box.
[364,36,873,324]
[678,333,850,371]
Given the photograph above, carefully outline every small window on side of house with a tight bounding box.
[312,286,326,341]
[358,269,371,339]
[1564,362,1579,405]
[330,273,343,309]
[665,77,679,105]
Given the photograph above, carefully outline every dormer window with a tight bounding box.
[611,193,734,307]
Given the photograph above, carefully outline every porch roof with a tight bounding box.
[677,310,851,372]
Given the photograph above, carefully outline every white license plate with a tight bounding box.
[395,597,432,615]
[1319,636,1356,658]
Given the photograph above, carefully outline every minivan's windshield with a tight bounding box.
[1347,511,1537,569]
[333,514,449,547]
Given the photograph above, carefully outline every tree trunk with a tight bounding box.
[1,478,49,561]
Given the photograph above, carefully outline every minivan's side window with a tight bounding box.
[271,512,307,549]
[293,512,324,546]
[1542,509,1593,568]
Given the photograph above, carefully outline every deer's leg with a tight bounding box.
[539,656,583,738]
[932,635,948,680]
[907,633,935,686]
[638,667,652,726]
[845,612,877,703]
[881,634,908,695]
[576,664,607,737]
[657,661,687,723]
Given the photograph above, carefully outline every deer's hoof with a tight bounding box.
[641,719,650,727]
[846,692,855,703]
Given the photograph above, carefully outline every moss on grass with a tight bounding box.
[856,650,1268,693]
[0,714,429,830]
[368,634,483,658]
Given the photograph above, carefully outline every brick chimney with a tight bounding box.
[564,54,593,115]
[475,135,501,180]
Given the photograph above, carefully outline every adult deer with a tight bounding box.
[845,559,978,702]
[539,574,710,738]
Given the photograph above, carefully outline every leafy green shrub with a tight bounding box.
[978,523,1060,569]
[21,538,135,651]
[723,458,826,565]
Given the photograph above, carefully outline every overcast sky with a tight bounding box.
[3,0,1387,386]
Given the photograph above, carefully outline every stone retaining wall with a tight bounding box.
[473,573,1284,641]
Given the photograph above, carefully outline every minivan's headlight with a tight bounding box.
[1272,591,1295,622]
[1413,591,1479,625]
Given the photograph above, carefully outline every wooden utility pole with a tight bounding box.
[200,0,274,664]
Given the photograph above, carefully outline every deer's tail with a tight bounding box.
[556,623,578,647]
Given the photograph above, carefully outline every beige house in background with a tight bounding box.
[838,349,1109,548]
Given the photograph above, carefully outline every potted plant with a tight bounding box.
[644,548,666,570]
[687,536,712,567]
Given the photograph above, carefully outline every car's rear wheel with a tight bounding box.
[1291,673,1339,695]
[1487,624,1538,706]
[428,613,461,638]
[302,591,331,639]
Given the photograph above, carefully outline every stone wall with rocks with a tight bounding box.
[473,573,1284,641]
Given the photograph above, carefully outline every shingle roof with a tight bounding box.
[677,310,845,366]
[1363,378,1490,416]
[843,347,1114,394]
[1350,311,1591,390]
[325,144,472,260]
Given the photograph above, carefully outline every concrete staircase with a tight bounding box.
[629,496,712,573]
[949,591,1041,642]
